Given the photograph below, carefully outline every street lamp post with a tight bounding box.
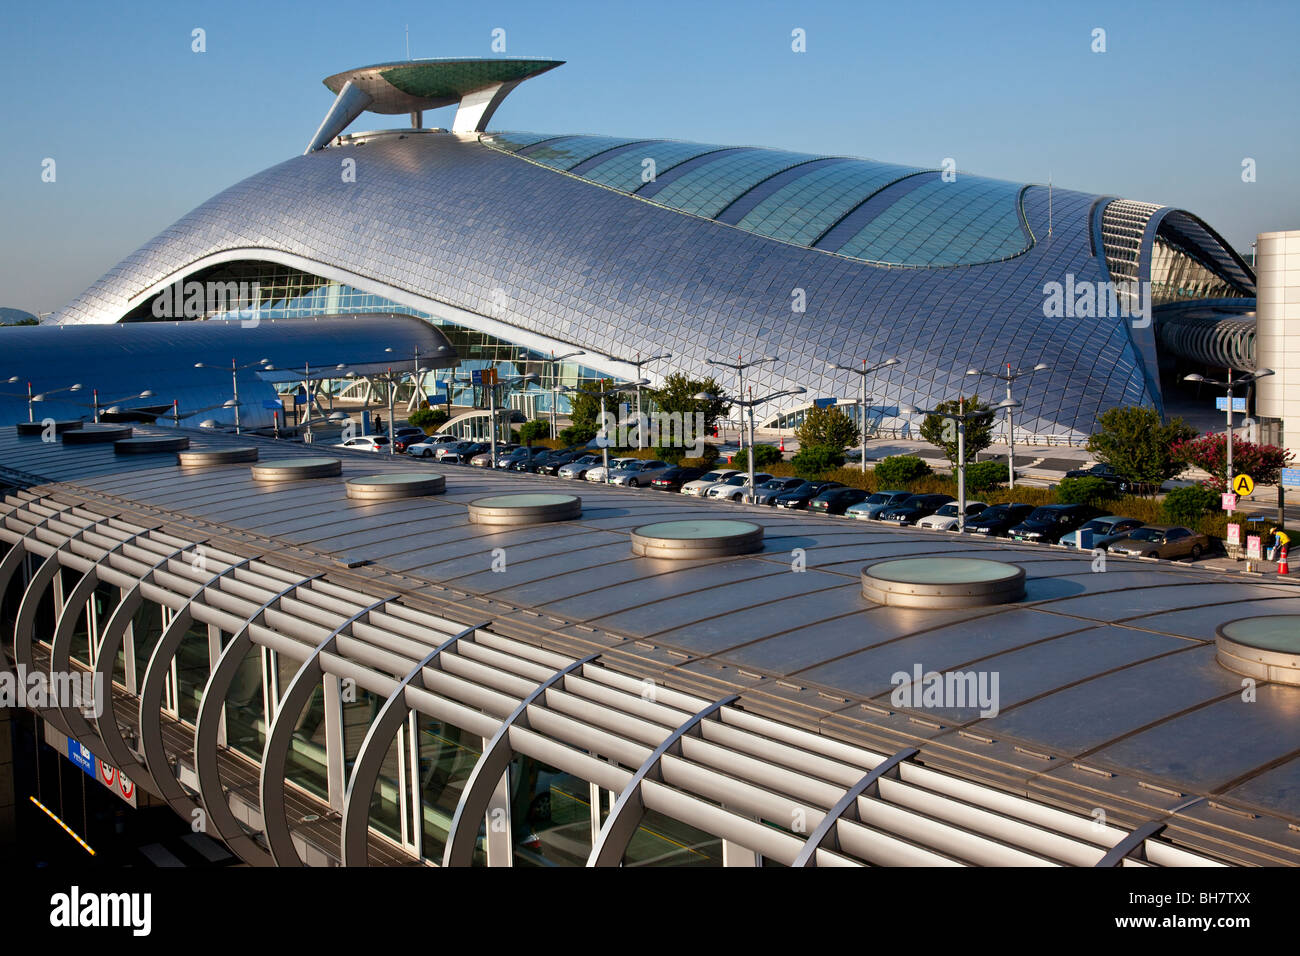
[706,355,776,451]
[562,379,649,484]
[547,350,585,440]
[965,362,1049,489]
[695,387,806,502]
[484,371,539,467]
[623,352,672,449]
[11,379,82,421]
[827,357,900,473]
[194,358,271,434]
[901,397,1020,532]
[92,389,154,423]
[1184,367,1275,492]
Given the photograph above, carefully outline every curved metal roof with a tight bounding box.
[4,425,1293,866]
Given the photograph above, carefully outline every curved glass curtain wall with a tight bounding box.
[123,260,616,418]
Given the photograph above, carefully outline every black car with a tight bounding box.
[1008,503,1103,543]
[963,502,1036,536]
[877,493,955,526]
[536,449,584,476]
[751,477,809,505]
[1063,462,1132,494]
[441,441,489,463]
[774,481,844,510]
[391,428,426,454]
[807,486,870,515]
[505,446,551,471]
[650,466,706,492]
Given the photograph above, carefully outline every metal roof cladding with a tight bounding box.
[2,423,1298,865]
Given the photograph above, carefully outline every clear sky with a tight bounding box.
[2,0,1297,314]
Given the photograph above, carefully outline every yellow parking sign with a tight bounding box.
[1232,474,1254,496]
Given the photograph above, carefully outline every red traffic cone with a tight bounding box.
[1279,545,1289,576]
[779,436,785,453]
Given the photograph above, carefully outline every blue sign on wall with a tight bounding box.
[470,369,483,385]
[813,397,837,408]
[67,737,96,777]
[1214,397,1247,412]
[1282,468,1300,489]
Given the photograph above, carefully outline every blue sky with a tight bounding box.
[2,0,1297,313]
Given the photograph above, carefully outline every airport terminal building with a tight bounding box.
[39,57,1265,442]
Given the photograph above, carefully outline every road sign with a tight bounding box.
[813,397,837,408]
[1281,468,1300,489]
[1222,493,1237,512]
[67,738,95,776]
[483,368,498,386]
[1227,523,1241,546]
[470,369,483,385]
[1215,397,1247,412]
[1232,474,1255,496]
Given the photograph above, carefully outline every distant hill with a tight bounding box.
[0,308,39,326]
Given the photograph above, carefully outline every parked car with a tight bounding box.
[534,449,584,475]
[1060,515,1146,550]
[1109,525,1209,560]
[438,441,489,463]
[963,502,1036,537]
[1008,504,1103,543]
[502,446,550,470]
[557,455,602,480]
[844,489,912,521]
[391,427,427,453]
[681,469,740,497]
[650,466,706,492]
[1063,462,1133,494]
[916,500,988,531]
[608,460,673,487]
[706,472,776,501]
[335,435,390,452]
[775,481,843,510]
[470,444,521,468]
[751,477,809,506]
[406,434,460,458]
[808,487,870,515]
[585,457,636,483]
[515,447,574,473]
[877,493,955,526]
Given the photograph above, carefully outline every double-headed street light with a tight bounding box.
[487,371,539,466]
[8,378,81,422]
[695,386,806,502]
[965,362,1049,489]
[547,350,586,440]
[193,358,271,434]
[827,357,900,473]
[624,352,673,448]
[900,397,1020,532]
[262,361,350,442]
[1183,367,1274,491]
[706,355,776,450]
[561,379,649,483]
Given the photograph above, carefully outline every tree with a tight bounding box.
[1162,485,1220,524]
[517,419,549,446]
[568,378,619,435]
[918,396,995,466]
[408,407,447,431]
[1086,406,1196,486]
[731,444,784,469]
[791,444,845,477]
[1056,476,1114,507]
[647,373,731,438]
[794,405,860,451]
[873,455,932,486]
[1169,433,1293,492]
[964,460,1008,492]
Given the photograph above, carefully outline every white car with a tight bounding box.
[607,460,673,487]
[706,472,776,501]
[680,469,740,496]
[405,434,461,458]
[335,435,390,452]
[585,457,634,483]
[916,501,988,531]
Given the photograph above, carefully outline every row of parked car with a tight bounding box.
[364,433,1211,560]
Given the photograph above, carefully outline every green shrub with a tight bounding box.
[679,457,714,470]
[1161,484,1220,525]
[407,407,447,431]
[653,445,684,465]
[872,455,932,487]
[1056,475,1114,506]
[730,444,784,469]
[518,419,550,446]
[963,460,1007,492]
[559,424,598,446]
[791,444,846,478]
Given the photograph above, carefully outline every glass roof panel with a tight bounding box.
[644,148,823,219]
[480,131,558,153]
[581,141,731,191]
[518,135,648,171]
[825,177,1029,266]
[736,160,924,246]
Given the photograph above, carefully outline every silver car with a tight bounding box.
[1060,516,1145,550]
[844,489,912,520]
[608,460,673,487]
